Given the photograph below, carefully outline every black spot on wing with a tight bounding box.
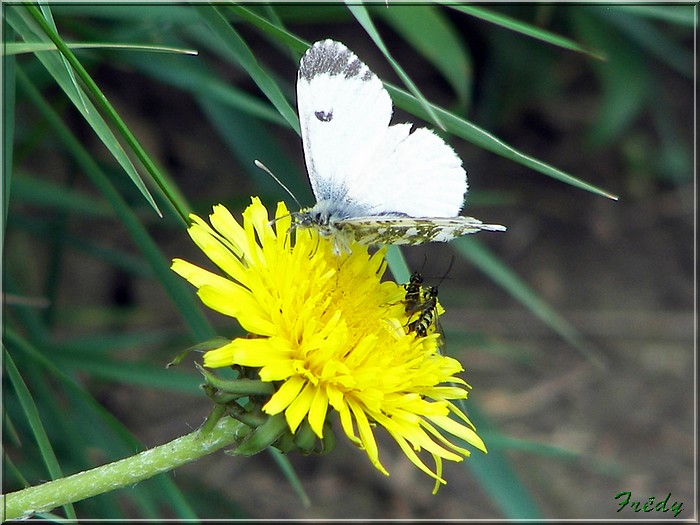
[314,110,333,122]
[299,39,375,82]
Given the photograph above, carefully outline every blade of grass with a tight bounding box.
[194,3,300,134]
[385,245,411,284]
[49,3,194,24]
[463,402,542,519]
[53,353,200,394]
[40,171,74,328]
[268,448,311,508]
[378,4,472,109]
[598,7,693,78]
[125,49,287,126]
[22,4,196,223]
[17,68,214,342]
[37,3,90,115]
[3,28,16,247]
[347,1,445,130]
[48,329,182,355]
[3,455,30,489]
[452,236,606,369]
[196,95,306,201]
[11,214,154,278]
[2,272,52,342]
[16,364,129,520]
[387,84,618,200]
[3,347,77,520]
[4,42,198,56]
[6,329,199,519]
[571,9,650,147]
[451,4,606,60]
[6,6,164,218]
[12,173,112,218]
[609,4,696,26]
[226,4,307,53]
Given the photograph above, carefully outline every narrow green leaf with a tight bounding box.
[3,346,77,520]
[49,3,195,23]
[51,330,183,356]
[37,3,90,115]
[12,173,112,217]
[22,4,196,223]
[54,354,200,394]
[195,96,313,214]
[226,4,308,53]
[387,84,618,200]
[3,29,16,246]
[599,8,693,78]
[17,69,214,342]
[571,10,651,146]
[347,2,445,130]
[378,4,472,108]
[124,49,286,126]
[451,4,606,60]
[4,42,198,56]
[196,95,305,200]
[3,455,30,489]
[268,448,311,508]
[609,4,696,26]
[11,214,154,278]
[16,364,130,519]
[6,6,164,218]
[465,403,543,519]
[6,329,199,519]
[452,236,606,369]
[385,245,411,284]
[194,4,300,134]
[2,272,51,341]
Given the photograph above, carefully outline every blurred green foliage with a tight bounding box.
[2,2,693,520]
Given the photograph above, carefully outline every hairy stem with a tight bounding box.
[1,417,247,521]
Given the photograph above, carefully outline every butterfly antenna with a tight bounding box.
[436,255,456,288]
[254,160,302,210]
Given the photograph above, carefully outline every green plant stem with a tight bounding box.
[0,417,247,521]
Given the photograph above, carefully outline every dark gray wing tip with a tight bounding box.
[298,39,373,82]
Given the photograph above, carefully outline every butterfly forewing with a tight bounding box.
[297,39,392,204]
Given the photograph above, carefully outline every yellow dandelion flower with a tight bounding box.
[171,197,486,490]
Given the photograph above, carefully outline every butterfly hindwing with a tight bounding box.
[334,216,507,246]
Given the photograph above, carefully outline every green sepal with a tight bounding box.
[272,429,296,453]
[196,362,273,397]
[292,420,317,454]
[317,422,336,456]
[223,403,267,429]
[166,337,231,367]
[230,412,288,456]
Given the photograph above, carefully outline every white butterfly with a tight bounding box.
[293,39,505,251]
